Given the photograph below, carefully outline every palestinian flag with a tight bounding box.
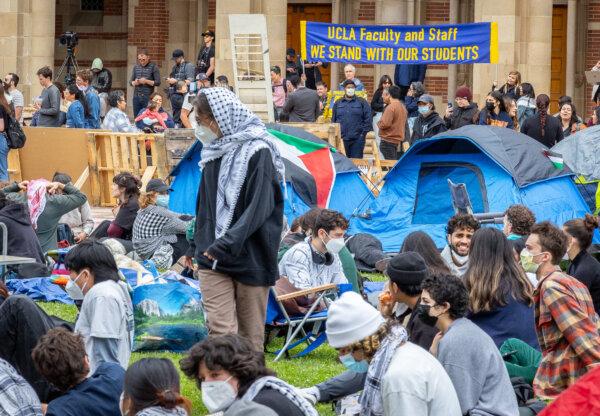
[543,149,564,170]
[268,129,336,207]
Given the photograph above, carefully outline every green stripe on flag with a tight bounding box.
[548,156,564,170]
[268,129,334,154]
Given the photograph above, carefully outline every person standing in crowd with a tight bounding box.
[75,69,101,129]
[181,334,310,415]
[316,81,328,115]
[90,58,112,94]
[563,214,600,312]
[0,358,43,416]
[130,48,161,116]
[444,86,479,130]
[52,172,94,243]
[303,59,328,90]
[504,97,519,131]
[503,204,536,241]
[523,221,600,400]
[31,327,125,416]
[479,91,514,129]
[285,48,303,80]
[377,85,407,160]
[122,358,191,416]
[171,81,187,127]
[0,88,11,182]
[185,88,285,352]
[441,213,480,277]
[133,179,191,271]
[1,179,87,253]
[102,90,139,133]
[521,94,564,147]
[35,66,62,127]
[63,84,88,129]
[271,66,287,121]
[167,49,195,105]
[494,70,521,100]
[332,79,372,158]
[411,94,446,143]
[394,63,427,101]
[325,291,462,415]
[282,76,320,122]
[4,73,23,123]
[371,75,393,153]
[516,82,536,127]
[422,274,519,416]
[557,102,586,137]
[338,64,365,91]
[196,29,216,83]
[463,228,537,349]
[404,81,426,132]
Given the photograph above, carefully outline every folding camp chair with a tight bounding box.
[267,283,352,361]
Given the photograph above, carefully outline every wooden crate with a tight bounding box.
[87,132,169,206]
[7,149,21,182]
[280,122,343,154]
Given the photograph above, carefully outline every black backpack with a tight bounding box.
[6,115,26,149]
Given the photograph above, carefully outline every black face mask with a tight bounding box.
[415,304,439,327]
[485,101,496,111]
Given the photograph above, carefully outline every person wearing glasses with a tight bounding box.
[101,90,140,133]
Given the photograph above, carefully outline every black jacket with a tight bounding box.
[91,68,112,94]
[411,111,447,143]
[190,149,284,287]
[568,250,600,313]
[0,202,44,263]
[520,112,564,148]
[283,87,320,122]
[371,89,385,115]
[399,299,438,350]
[346,233,385,272]
[444,103,479,130]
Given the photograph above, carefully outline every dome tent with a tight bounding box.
[351,125,592,250]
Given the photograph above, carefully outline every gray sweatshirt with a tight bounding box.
[37,84,62,127]
[437,318,519,416]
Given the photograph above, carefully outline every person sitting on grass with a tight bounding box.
[53,172,95,244]
[31,327,124,416]
[121,358,192,416]
[503,204,536,242]
[180,334,314,415]
[421,273,519,416]
[441,213,480,277]
[0,358,42,416]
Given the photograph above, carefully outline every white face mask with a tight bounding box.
[195,124,218,145]
[201,376,236,413]
[345,88,355,97]
[65,271,87,301]
[322,233,345,254]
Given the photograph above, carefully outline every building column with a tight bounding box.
[374,0,408,86]
[565,0,576,97]
[446,0,459,99]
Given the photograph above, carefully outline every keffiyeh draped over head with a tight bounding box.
[27,179,49,229]
[241,376,318,416]
[198,88,285,239]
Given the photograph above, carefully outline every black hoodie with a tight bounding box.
[411,110,447,143]
[0,202,44,263]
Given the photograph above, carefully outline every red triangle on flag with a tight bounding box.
[299,147,335,208]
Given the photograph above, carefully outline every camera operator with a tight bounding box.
[195,29,215,84]
[129,48,161,117]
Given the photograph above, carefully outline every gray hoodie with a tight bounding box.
[437,318,519,416]
[440,245,469,277]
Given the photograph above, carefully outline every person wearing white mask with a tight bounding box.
[325,291,462,416]
[180,334,313,416]
[279,209,349,291]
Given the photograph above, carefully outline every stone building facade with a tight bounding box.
[1,0,595,116]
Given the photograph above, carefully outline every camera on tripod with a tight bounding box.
[59,31,79,49]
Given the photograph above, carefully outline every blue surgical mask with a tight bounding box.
[418,105,430,115]
[189,82,197,93]
[156,194,170,208]
[340,353,369,373]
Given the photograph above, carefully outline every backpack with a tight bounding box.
[6,115,26,149]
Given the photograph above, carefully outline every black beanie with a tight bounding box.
[386,251,428,286]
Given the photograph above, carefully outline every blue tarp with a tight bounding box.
[6,278,74,304]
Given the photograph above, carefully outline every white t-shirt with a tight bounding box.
[382,342,462,416]
[182,93,197,128]
[75,280,134,373]
[9,89,24,123]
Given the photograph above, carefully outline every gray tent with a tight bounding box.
[552,125,600,181]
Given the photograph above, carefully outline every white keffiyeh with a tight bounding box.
[198,88,285,239]
[241,376,318,416]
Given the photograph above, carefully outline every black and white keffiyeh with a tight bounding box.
[136,406,187,416]
[198,88,285,239]
[359,324,408,416]
[241,376,318,416]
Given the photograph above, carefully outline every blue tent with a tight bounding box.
[351,125,592,251]
[169,124,373,221]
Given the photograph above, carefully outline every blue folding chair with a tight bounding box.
[266,283,353,361]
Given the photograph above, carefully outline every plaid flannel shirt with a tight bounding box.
[534,270,600,401]
[0,359,42,416]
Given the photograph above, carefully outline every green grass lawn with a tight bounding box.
[37,301,343,416]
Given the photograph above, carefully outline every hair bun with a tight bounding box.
[583,214,599,232]
[156,389,180,409]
